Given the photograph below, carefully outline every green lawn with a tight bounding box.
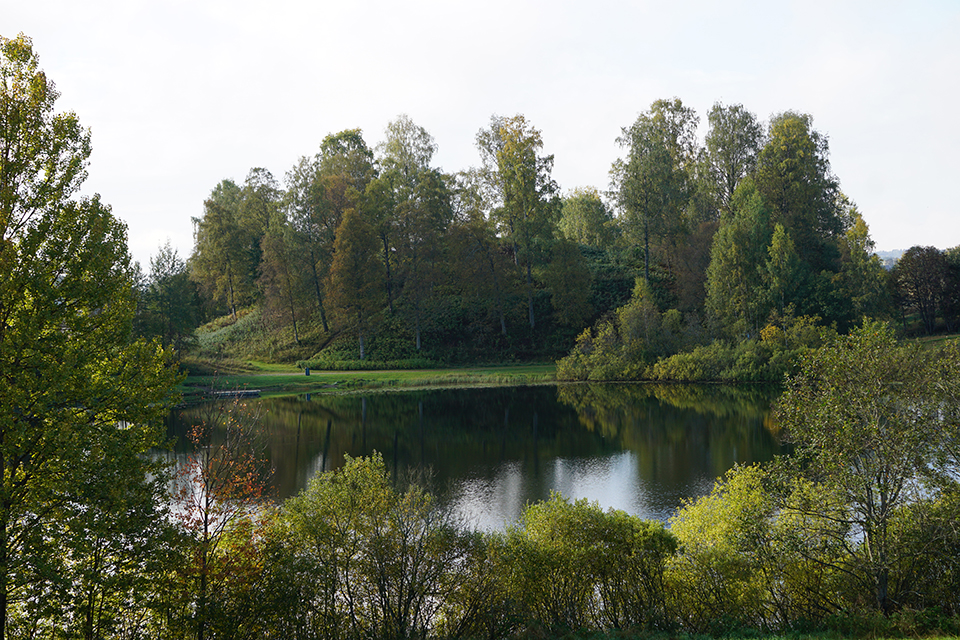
[181,363,557,399]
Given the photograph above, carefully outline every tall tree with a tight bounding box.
[704,179,773,338]
[764,223,802,319]
[776,322,960,613]
[703,102,764,212]
[447,171,515,339]
[327,207,384,359]
[613,99,697,284]
[259,219,306,345]
[368,115,446,324]
[285,129,375,333]
[0,34,179,636]
[831,198,890,330]
[477,114,560,329]
[190,180,251,319]
[754,112,842,275]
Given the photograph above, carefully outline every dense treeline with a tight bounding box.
[143,99,958,375]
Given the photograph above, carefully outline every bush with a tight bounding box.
[502,493,677,633]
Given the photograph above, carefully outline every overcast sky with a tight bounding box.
[7,0,959,267]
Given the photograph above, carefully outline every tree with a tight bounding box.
[327,207,384,359]
[891,245,948,335]
[173,397,272,640]
[477,114,560,329]
[613,99,697,284]
[754,112,842,276]
[558,187,616,248]
[830,199,890,330]
[543,240,594,328]
[0,34,180,636]
[284,130,375,333]
[374,116,453,349]
[704,179,773,338]
[763,223,802,319]
[703,102,764,212]
[190,179,251,319]
[775,322,960,613]
[281,453,473,640]
[504,493,676,632]
[445,190,515,340]
[138,241,199,356]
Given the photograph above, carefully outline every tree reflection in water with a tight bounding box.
[167,384,785,529]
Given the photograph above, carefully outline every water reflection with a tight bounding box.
[167,383,785,529]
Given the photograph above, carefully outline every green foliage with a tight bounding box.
[277,452,477,640]
[136,241,200,357]
[557,279,697,381]
[775,320,960,614]
[544,239,595,328]
[0,33,181,635]
[613,99,696,284]
[668,465,775,632]
[703,102,764,212]
[754,111,842,279]
[648,316,834,383]
[502,493,677,633]
[558,187,618,248]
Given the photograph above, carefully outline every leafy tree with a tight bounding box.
[543,240,594,328]
[830,199,890,330]
[0,34,180,636]
[668,465,774,631]
[504,493,676,632]
[258,211,307,346]
[943,246,960,332]
[327,207,384,359]
[891,245,948,335]
[172,397,272,640]
[280,453,474,640]
[613,99,697,284]
[754,112,842,277]
[775,322,960,613]
[138,241,199,356]
[190,179,252,319]
[29,436,180,639]
[445,200,516,341]
[705,178,773,338]
[477,114,560,329]
[763,223,802,319]
[284,130,374,333]
[703,102,764,212]
[558,187,616,248]
[374,116,453,350]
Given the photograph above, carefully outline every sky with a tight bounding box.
[6,0,959,267]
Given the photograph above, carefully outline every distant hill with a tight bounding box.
[875,249,904,269]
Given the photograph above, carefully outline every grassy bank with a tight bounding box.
[180,362,557,400]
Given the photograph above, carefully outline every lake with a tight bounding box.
[167,383,785,529]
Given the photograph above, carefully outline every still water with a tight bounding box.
[168,383,785,529]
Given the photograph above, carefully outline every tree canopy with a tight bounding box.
[0,33,180,636]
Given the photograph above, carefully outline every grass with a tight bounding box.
[180,362,558,400]
[917,333,960,348]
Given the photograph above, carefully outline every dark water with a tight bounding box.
[167,383,785,529]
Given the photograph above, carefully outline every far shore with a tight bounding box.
[179,362,559,400]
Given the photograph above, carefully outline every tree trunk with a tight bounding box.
[309,252,329,332]
[644,220,651,285]
[381,234,394,314]
[526,260,535,329]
